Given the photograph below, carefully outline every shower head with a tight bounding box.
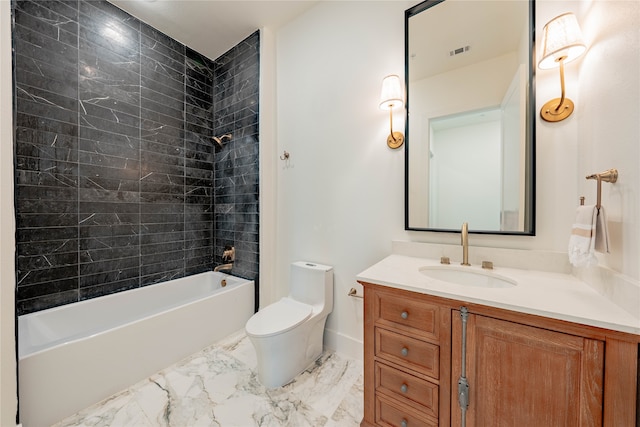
[212,134,232,148]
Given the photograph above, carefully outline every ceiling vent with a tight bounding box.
[449,45,471,56]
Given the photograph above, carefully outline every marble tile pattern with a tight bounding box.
[212,32,260,282]
[54,331,364,427]
[13,0,260,315]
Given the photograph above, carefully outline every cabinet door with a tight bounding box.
[452,311,604,427]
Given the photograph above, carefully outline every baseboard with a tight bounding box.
[324,328,363,361]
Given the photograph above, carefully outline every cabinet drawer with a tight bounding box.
[376,394,438,427]
[377,292,439,340]
[376,328,440,379]
[376,362,438,419]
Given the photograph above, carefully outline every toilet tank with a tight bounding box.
[289,262,333,311]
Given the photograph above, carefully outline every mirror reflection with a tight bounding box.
[406,0,535,234]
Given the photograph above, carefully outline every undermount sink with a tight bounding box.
[419,266,517,288]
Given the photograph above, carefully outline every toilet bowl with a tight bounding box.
[245,261,333,388]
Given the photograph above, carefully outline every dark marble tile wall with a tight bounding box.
[77,1,144,301]
[13,0,259,315]
[14,0,82,314]
[213,31,260,281]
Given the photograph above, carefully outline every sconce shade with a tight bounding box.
[538,12,586,69]
[538,12,586,122]
[379,74,405,148]
[379,74,404,110]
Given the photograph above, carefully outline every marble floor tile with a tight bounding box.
[54,330,363,427]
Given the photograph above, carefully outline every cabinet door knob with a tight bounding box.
[401,419,408,427]
[400,383,408,393]
[401,311,408,319]
[401,347,408,357]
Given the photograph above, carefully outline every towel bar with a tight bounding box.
[348,288,363,299]
[585,168,617,209]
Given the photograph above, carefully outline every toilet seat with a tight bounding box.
[245,298,312,338]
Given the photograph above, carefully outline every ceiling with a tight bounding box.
[108,0,319,60]
[408,1,528,82]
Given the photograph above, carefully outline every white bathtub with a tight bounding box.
[18,272,254,427]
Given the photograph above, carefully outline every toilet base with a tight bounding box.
[256,349,323,389]
[248,316,328,389]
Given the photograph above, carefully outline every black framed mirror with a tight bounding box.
[405,0,535,235]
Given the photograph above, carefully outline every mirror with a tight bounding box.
[405,0,535,235]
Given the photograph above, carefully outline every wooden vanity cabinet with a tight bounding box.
[451,310,604,426]
[360,282,640,427]
[362,284,452,427]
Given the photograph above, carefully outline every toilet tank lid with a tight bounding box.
[293,261,333,272]
[245,298,312,337]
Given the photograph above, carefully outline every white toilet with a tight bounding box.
[245,261,334,388]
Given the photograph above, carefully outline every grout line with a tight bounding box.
[138,17,142,289]
[76,0,80,303]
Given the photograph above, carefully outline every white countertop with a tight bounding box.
[357,254,640,336]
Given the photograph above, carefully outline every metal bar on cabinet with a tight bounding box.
[458,307,470,426]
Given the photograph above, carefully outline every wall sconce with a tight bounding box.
[538,12,586,122]
[379,74,405,149]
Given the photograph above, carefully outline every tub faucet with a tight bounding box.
[214,263,233,273]
[461,222,470,266]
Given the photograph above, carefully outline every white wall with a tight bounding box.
[259,27,279,310]
[575,0,639,280]
[535,0,639,281]
[0,0,17,423]
[275,1,414,356]
[274,0,640,358]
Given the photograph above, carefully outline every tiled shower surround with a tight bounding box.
[13,0,259,315]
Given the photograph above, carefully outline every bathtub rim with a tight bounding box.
[18,271,252,360]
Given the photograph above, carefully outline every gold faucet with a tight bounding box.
[214,263,233,272]
[461,222,470,266]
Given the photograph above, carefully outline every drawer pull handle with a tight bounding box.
[401,311,408,319]
[400,383,408,393]
[401,419,408,427]
[401,347,409,357]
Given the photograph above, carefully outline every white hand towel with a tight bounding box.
[568,205,598,267]
[594,205,610,254]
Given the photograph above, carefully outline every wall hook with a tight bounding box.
[280,151,290,160]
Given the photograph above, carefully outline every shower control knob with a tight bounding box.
[401,347,408,357]
[401,311,408,319]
